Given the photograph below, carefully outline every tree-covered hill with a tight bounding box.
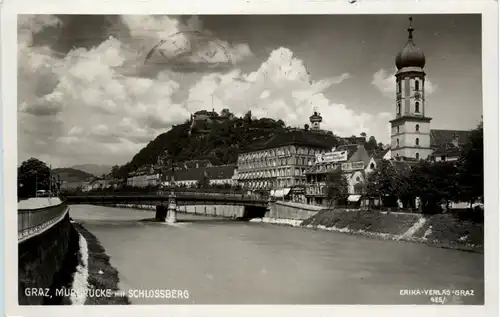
[118,113,291,177]
[116,110,386,178]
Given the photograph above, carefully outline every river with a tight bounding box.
[69,205,484,305]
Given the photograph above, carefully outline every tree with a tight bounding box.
[365,159,413,207]
[221,108,233,118]
[111,165,120,179]
[325,169,349,208]
[244,110,252,123]
[360,132,367,138]
[457,121,483,204]
[304,124,310,131]
[18,158,50,198]
[365,136,378,151]
[411,161,460,213]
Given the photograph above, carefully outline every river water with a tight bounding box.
[69,205,484,305]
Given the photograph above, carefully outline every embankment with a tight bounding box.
[18,209,79,305]
[254,207,483,253]
[72,223,130,305]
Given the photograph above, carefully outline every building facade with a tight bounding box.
[304,143,372,205]
[236,129,338,196]
[161,164,237,188]
[127,165,161,188]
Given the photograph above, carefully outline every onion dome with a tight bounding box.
[395,17,426,70]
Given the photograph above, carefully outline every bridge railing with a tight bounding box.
[18,202,69,242]
[159,190,266,200]
[63,190,268,201]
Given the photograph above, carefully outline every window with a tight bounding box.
[441,155,446,161]
[415,102,420,113]
[415,80,419,91]
[415,124,420,132]
[397,139,400,147]
[396,126,400,134]
[370,163,375,169]
[415,138,420,146]
[397,102,401,115]
[397,81,402,93]
[416,153,420,160]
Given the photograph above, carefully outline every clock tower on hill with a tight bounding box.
[390,17,433,161]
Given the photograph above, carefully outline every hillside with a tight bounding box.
[52,167,95,182]
[118,115,298,177]
[69,164,112,177]
[117,112,385,178]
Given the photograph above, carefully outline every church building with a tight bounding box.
[389,17,472,162]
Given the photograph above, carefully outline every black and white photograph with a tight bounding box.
[3,1,499,316]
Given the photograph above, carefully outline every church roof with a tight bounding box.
[430,129,471,148]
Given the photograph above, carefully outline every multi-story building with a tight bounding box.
[236,126,338,198]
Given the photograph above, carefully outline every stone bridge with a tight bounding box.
[63,190,272,223]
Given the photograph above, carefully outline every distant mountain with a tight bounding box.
[69,164,112,177]
[52,168,95,183]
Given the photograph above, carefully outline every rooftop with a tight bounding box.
[430,129,472,148]
[164,165,237,182]
[240,130,338,153]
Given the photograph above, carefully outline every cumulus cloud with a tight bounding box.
[18,15,393,167]
[18,15,255,166]
[371,68,437,97]
[187,47,390,143]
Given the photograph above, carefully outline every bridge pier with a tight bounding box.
[166,192,177,223]
[155,205,167,222]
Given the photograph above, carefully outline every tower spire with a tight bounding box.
[407,16,414,40]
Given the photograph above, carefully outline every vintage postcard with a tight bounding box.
[2,0,498,317]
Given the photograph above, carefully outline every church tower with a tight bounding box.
[390,17,433,161]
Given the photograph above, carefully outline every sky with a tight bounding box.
[17,14,482,167]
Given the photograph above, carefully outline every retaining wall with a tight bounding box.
[267,201,324,220]
[18,212,79,305]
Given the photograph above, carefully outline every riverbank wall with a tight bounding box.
[268,200,324,220]
[252,208,483,253]
[113,203,245,218]
[18,199,80,305]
